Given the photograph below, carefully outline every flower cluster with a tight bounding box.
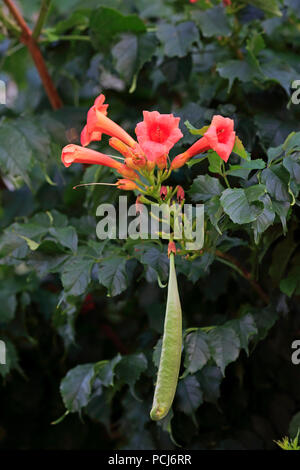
[61,94,236,196]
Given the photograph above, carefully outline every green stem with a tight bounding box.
[32,0,52,39]
[222,162,230,188]
[0,7,20,36]
[40,34,91,43]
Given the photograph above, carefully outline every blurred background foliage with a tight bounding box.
[0,0,300,450]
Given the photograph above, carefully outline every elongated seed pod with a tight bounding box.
[150,252,182,421]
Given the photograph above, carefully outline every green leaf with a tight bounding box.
[116,353,147,396]
[280,266,300,297]
[140,246,169,283]
[267,145,283,164]
[98,256,128,297]
[228,314,258,355]
[194,5,231,38]
[205,196,224,234]
[261,167,290,201]
[112,33,157,86]
[48,227,78,253]
[283,154,300,185]
[245,184,266,202]
[177,375,203,416]
[184,330,210,374]
[252,305,279,341]
[185,121,209,136]
[156,22,199,58]
[90,7,146,48]
[260,62,295,95]
[86,389,112,430]
[252,194,275,243]
[208,326,240,375]
[227,159,266,179]
[96,354,122,387]
[189,175,224,202]
[220,188,263,224]
[232,136,251,161]
[208,151,223,174]
[62,257,94,296]
[0,121,32,186]
[196,365,222,405]
[0,293,17,323]
[248,0,282,16]
[269,227,297,284]
[60,364,95,413]
[217,60,258,93]
[283,132,300,153]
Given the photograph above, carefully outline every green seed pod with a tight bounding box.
[150,252,182,421]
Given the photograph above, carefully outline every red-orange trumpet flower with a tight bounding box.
[61,144,138,180]
[81,94,136,148]
[171,115,235,169]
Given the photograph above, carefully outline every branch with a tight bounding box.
[3,0,62,110]
[215,250,270,304]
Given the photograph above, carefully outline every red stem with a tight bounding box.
[3,0,63,110]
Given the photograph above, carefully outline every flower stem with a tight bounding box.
[32,0,52,40]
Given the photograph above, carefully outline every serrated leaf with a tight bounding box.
[189,175,224,202]
[283,154,300,184]
[227,159,265,179]
[60,364,95,413]
[0,293,17,323]
[112,33,156,86]
[96,354,122,387]
[261,167,290,201]
[205,196,223,234]
[208,326,240,375]
[98,256,127,297]
[194,5,231,38]
[220,188,263,224]
[0,121,32,186]
[176,375,203,417]
[90,7,146,48]
[62,257,94,296]
[156,22,199,58]
[140,247,169,283]
[248,0,282,16]
[48,227,78,253]
[197,365,222,405]
[184,330,210,374]
[228,314,258,355]
[252,194,275,243]
[116,353,147,396]
[217,60,258,93]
